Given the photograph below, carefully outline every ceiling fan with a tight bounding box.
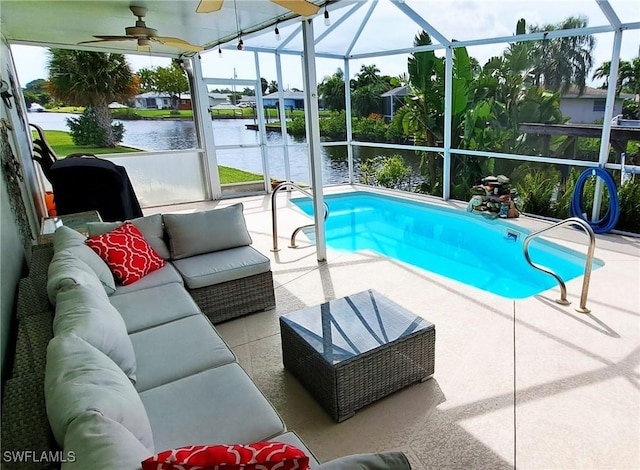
[78,6,203,52]
[196,0,320,17]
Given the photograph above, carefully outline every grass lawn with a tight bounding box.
[50,106,330,120]
[35,130,139,156]
[218,166,262,183]
[38,129,262,184]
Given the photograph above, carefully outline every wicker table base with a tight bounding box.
[280,289,435,422]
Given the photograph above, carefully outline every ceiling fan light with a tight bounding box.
[138,38,150,46]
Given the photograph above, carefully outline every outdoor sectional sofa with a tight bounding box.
[1,204,410,470]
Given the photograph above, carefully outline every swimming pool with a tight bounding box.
[292,192,603,299]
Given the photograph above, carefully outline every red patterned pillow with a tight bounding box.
[85,222,166,285]
[141,442,310,470]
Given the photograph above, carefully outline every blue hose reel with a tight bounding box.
[569,167,620,234]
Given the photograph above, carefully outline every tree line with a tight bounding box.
[26,14,639,152]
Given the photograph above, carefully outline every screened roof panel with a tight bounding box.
[239,0,636,61]
[395,0,614,42]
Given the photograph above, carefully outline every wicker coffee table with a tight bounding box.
[280,289,435,422]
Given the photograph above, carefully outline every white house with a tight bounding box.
[559,86,635,124]
[262,91,305,110]
[209,93,230,106]
[134,92,173,110]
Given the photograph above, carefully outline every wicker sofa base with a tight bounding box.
[188,271,276,324]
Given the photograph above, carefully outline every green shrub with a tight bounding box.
[319,111,347,139]
[376,155,412,188]
[286,117,306,137]
[616,177,640,233]
[66,107,124,147]
[515,167,560,216]
[359,155,412,190]
[111,108,141,120]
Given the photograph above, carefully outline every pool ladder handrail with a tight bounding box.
[522,217,596,313]
[271,181,329,251]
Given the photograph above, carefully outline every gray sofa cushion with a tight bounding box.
[171,246,271,289]
[316,452,411,469]
[54,283,137,383]
[140,363,284,451]
[47,249,107,305]
[45,334,154,453]
[163,203,252,260]
[110,262,183,296]
[130,315,236,392]
[52,226,116,295]
[109,282,200,334]
[62,411,152,470]
[86,214,170,260]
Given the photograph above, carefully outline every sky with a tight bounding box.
[9,0,640,92]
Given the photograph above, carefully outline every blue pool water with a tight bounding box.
[292,192,603,299]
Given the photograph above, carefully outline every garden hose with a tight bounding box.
[569,167,620,234]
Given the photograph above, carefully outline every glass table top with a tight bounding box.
[280,289,434,365]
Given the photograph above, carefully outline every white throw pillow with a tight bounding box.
[86,214,170,260]
[47,249,107,305]
[163,203,252,260]
[54,283,137,383]
[62,410,152,470]
[53,226,116,295]
[45,334,154,453]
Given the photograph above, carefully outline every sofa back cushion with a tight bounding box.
[45,334,154,453]
[52,226,116,295]
[47,249,108,305]
[63,410,153,470]
[86,214,171,260]
[163,204,252,260]
[54,283,137,383]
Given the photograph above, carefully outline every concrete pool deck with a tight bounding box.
[148,185,640,469]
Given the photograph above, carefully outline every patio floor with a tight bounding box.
[147,185,640,469]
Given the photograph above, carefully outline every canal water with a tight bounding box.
[27,112,423,185]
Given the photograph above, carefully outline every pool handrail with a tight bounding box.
[270,181,329,252]
[522,217,596,313]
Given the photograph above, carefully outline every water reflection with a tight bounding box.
[27,112,423,185]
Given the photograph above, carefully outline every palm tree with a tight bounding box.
[350,64,394,117]
[267,80,279,94]
[593,58,640,97]
[318,69,346,111]
[353,64,381,87]
[47,49,138,147]
[527,16,595,94]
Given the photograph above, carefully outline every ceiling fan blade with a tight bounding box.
[78,35,135,44]
[196,0,224,13]
[153,36,204,52]
[270,0,320,16]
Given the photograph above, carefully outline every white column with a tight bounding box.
[301,18,327,262]
[275,51,291,182]
[443,46,453,201]
[185,55,221,200]
[254,52,271,192]
[344,58,354,184]
[592,28,622,220]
